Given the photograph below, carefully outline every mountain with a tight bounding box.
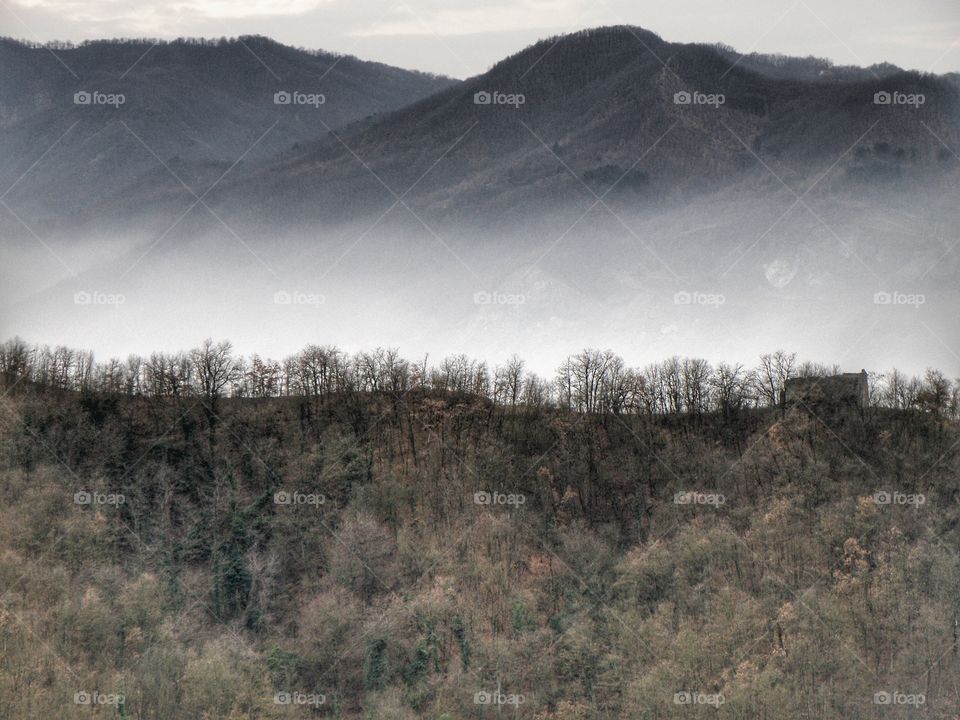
[194,25,960,230]
[0,35,457,226]
[3,28,959,377]
[4,27,958,234]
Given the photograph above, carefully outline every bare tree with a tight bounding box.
[711,362,749,416]
[190,339,239,428]
[756,350,797,406]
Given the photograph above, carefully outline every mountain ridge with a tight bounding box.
[2,25,958,237]
[0,35,459,226]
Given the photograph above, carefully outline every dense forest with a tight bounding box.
[0,338,958,718]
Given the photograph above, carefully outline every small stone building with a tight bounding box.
[781,370,869,412]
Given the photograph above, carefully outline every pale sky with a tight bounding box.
[1,0,958,77]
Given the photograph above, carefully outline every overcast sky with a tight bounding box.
[1,0,957,77]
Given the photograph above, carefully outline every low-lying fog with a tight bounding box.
[3,184,958,376]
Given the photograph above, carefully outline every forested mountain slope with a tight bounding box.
[0,340,957,718]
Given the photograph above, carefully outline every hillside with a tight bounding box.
[200,26,960,229]
[4,27,957,237]
[0,339,958,718]
[0,36,456,226]
[3,27,959,389]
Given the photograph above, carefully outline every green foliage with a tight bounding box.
[511,601,538,634]
[211,511,252,618]
[266,645,300,689]
[365,638,390,692]
[0,381,958,719]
